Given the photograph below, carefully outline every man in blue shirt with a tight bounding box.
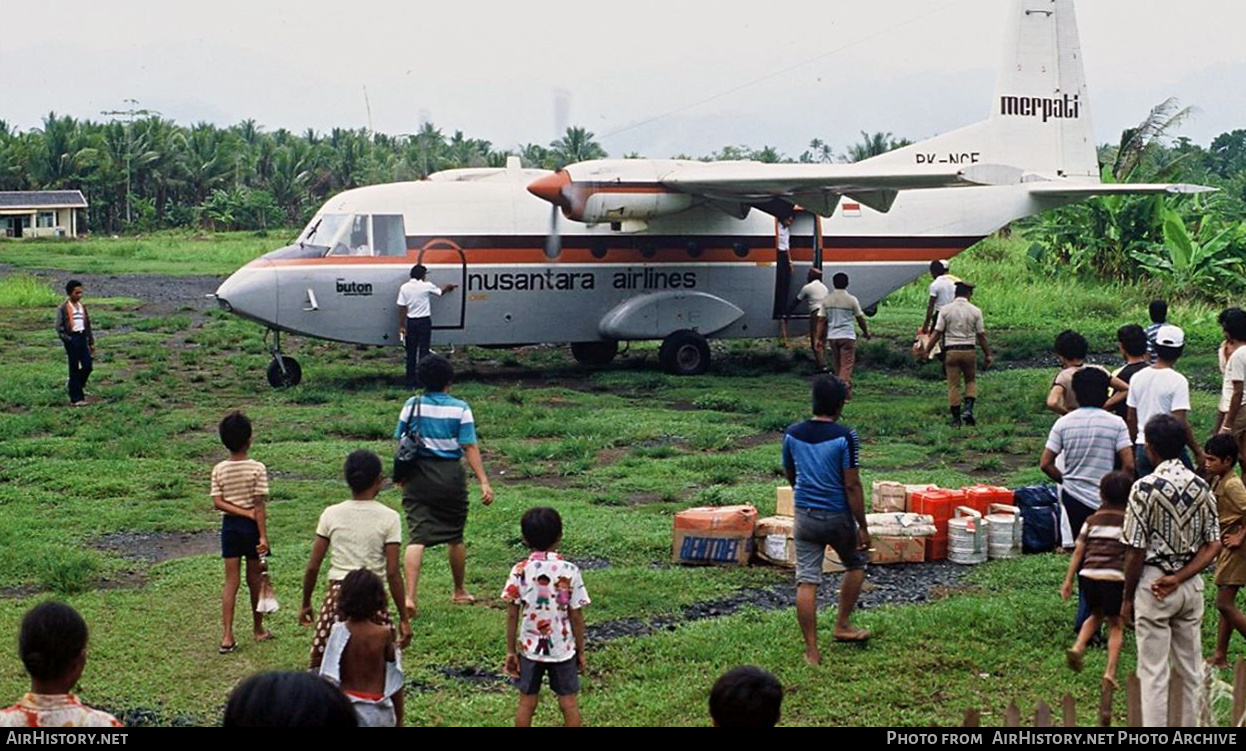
[782,375,871,664]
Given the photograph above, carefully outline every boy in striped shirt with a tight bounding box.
[212,411,273,653]
[1061,471,1132,688]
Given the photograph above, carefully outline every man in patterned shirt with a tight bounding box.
[1,602,121,728]
[1122,414,1221,727]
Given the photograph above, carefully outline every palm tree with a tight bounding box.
[1109,97,1195,182]
[549,126,606,168]
[844,131,912,162]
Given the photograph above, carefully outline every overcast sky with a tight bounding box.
[3,0,1244,159]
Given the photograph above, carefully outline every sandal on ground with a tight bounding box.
[218,642,237,654]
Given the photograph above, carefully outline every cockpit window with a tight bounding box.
[298,214,347,249]
[320,215,408,257]
[327,214,374,257]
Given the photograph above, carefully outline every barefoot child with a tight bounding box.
[212,411,272,653]
[318,569,405,726]
[502,507,590,727]
[0,602,121,728]
[1061,470,1132,687]
[1206,434,1246,668]
[301,450,411,671]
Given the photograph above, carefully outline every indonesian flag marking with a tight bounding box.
[842,202,862,217]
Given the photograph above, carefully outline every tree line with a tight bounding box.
[0,112,910,235]
[2,104,1243,300]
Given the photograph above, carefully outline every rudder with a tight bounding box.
[861,0,1099,181]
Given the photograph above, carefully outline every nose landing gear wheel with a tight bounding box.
[267,356,302,388]
[570,340,619,367]
[659,330,711,375]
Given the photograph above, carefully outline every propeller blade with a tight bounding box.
[545,205,562,259]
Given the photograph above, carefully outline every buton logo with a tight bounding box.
[335,278,373,296]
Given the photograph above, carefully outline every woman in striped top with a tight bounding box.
[393,354,493,618]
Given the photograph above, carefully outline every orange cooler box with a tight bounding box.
[963,485,1014,517]
[925,534,949,561]
[910,488,965,539]
[673,505,758,566]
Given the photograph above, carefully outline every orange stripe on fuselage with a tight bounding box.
[264,246,960,267]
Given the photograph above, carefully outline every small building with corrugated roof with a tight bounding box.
[0,191,87,238]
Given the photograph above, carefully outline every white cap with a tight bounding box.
[1155,324,1184,348]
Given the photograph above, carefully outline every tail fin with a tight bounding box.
[862,0,1099,180]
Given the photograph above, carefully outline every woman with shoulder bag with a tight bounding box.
[393,354,493,618]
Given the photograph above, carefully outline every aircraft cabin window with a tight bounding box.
[371,215,407,256]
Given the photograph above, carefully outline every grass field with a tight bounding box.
[0,233,1235,726]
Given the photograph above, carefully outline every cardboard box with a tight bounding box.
[871,481,908,513]
[775,486,794,517]
[755,515,845,573]
[869,535,926,565]
[673,529,753,566]
[673,505,758,566]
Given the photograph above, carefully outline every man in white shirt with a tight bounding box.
[921,260,957,335]
[821,273,871,396]
[396,265,458,390]
[1126,325,1203,476]
[791,268,829,372]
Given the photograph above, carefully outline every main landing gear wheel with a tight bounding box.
[570,340,619,367]
[659,329,711,375]
[266,356,302,388]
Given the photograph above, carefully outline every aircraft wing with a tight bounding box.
[1026,182,1216,198]
[660,163,1024,216]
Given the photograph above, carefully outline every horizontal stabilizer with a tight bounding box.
[1027,182,1216,198]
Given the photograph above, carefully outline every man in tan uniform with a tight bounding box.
[922,282,992,427]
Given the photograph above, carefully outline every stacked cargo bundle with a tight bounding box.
[671,505,758,566]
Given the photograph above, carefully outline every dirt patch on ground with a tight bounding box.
[94,569,149,591]
[574,557,611,570]
[438,665,509,687]
[0,584,43,599]
[93,530,218,563]
[595,447,627,466]
[952,450,1034,478]
[586,561,970,644]
[18,269,225,318]
[730,432,782,450]
[623,492,667,506]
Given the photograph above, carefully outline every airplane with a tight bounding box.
[213,0,1209,388]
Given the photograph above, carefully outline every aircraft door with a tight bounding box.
[416,240,467,330]
[773,210,818,319]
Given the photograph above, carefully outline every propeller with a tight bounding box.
[544,88,570,259]
[545,204,562,259]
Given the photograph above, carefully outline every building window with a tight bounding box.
[36,211,56,228]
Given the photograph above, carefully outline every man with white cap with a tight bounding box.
[1126,324,1204,477]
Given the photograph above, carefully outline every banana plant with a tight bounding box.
[1131,200,1246,298]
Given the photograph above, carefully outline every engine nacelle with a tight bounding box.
[577,191,694,224]
[528,159,700,225]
